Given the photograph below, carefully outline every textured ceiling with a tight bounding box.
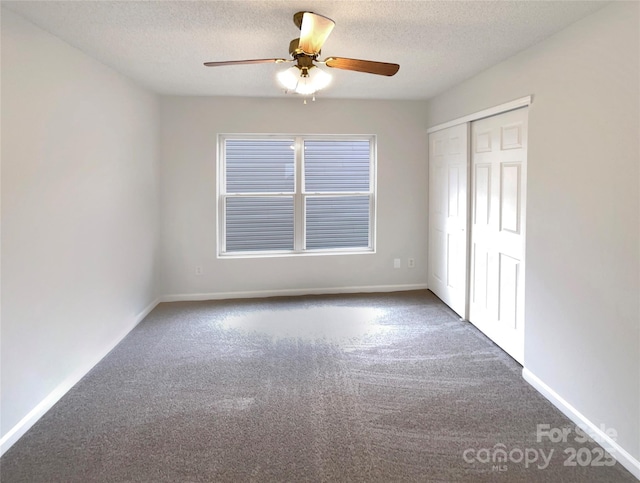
[3,1,608,100]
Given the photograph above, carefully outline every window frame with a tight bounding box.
[217,133,377,258]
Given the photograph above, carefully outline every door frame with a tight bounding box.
[426,96,532,136]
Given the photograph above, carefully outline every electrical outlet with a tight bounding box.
[195,266,203,275]
[394,258,401,269]
[408,258,415,268]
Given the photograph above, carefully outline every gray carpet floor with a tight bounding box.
[1,290,635,482]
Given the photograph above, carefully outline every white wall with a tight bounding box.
[426,1,639,471]
[159,97,429,298]
[1,9,161,447]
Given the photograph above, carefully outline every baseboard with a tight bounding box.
[0,297,161,457]
[523,368,640,480]
[161,283,429,302]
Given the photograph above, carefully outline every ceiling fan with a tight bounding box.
[204,11,400,97]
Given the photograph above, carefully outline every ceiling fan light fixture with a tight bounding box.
[277,65,332,95]
[277,66,300,91]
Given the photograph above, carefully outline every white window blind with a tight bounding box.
[305,196,370,249]
[304,140,370,192]
[226,197,294,252]
[219,135,375,256]
[226,139,294,193]
[224,139,295,252]
[303,140,371,250]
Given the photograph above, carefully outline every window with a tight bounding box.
[218,135,376,256]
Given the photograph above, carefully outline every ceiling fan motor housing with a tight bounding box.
[289,38,318,59]
[289,38,317,73]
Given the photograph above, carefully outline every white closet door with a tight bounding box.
[428,123,468,318]
[469,108,528,364]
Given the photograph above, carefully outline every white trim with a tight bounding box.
[426,96,532,134]
[0,297,161,457]
[161,284,429,302]
[523,368,640,480]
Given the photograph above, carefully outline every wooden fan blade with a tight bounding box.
[324,57,400,76]
[298,12,335,55]
[204,58,288,67]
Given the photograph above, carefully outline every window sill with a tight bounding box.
[217,248,376,259]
